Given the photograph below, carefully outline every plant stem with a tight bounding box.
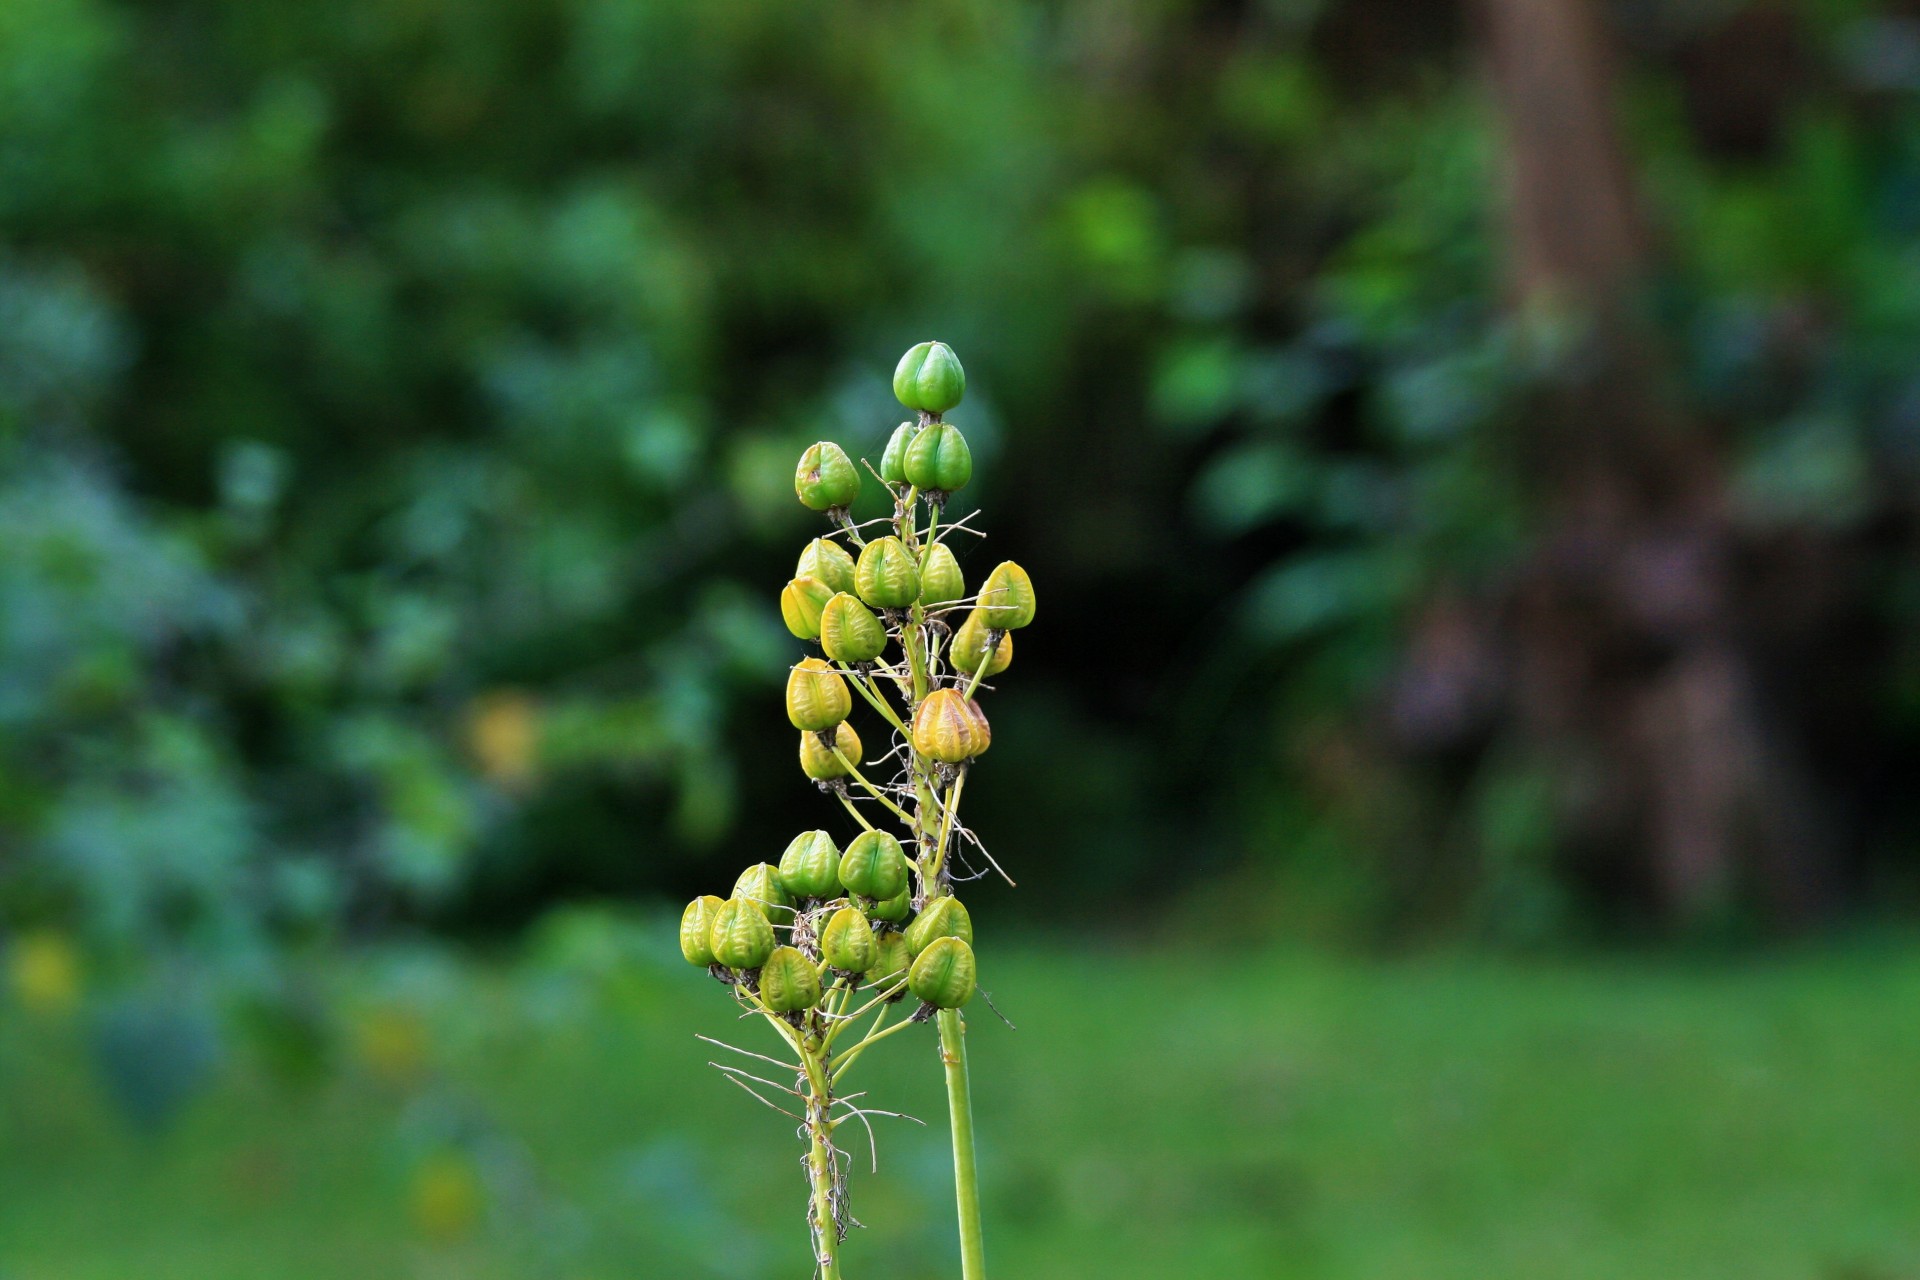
[806,1088,843,1280]
[937,1008,987,1280]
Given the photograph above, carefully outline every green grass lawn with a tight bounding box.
[2,926,1918,1279]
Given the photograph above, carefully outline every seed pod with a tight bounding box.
[855,536,921,609]
[904,422,972,497]
[838,829,910,901]
[911,688,991,763]
[799,722,862,781]
[821,907,879,973]
[786,657,852,732]
[893,341,966,415]
[908,936,977,1009]
[780,576,836,641]
[904,895,974,956]
[709,898,775,970]
[869,887,912,924]
[820,593,888,664]
[919,543,966,608]
[978,561,1036,630]
[880,423,917,484]
[759,945,823,1013]
[733,862,794,925]
[868,932,911,987]
[795,538,857,596]
[949,609,1012,678]
[777,830,842,900]
[680,895,726,967]
[795,441,861,513]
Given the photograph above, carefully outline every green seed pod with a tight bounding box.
[903,422,973,497]
[880,423,917,484]
[821,906,879,973]
[949,609,1012,678]
[838,830,909,901]
[760,945,823,1013]
[709,898,775,970]
[820,593,888,664]
[868,932,911,987]
[680,895,726,967]
[979,561,1036,630]
[904,895,974,957]
[795,538,857,596]
[786,657,852,732]
[919,543,966,608]
[893,341,966,415]
[799,722,862,781]
[795,441,861,513]
[908,936,977,1009]
[732,862,794,925]
[780,576,835,641]
[855,536,922,609]
[869,887,912,924]
[777,830,842,900]
[911,688,991,763]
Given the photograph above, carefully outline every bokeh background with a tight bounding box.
[5,0,1920,1275]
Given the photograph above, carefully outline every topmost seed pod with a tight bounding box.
[880,423,917,485]
[978,561,1036,630]
[796,539,857,596]
[795,442,861,513]
[893,342,966,415]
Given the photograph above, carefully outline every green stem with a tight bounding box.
[938,1008,987,1280]
[830,748,915,825]
[806,1088,843,1280]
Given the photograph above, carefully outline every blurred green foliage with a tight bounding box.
[9,0,1920,1033]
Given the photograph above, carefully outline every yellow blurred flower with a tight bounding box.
[9,931,81,1015]
[466,689,541,791]
[410,1151,483,1242]
[352,1006,429,1086]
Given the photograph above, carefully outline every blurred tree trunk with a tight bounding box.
[1425,0,1836,924]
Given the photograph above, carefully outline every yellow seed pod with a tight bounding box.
[820,592,888,664]
[786,657,852,732]
[796,538,857,595]
[908,936,977,1009]
[680,895,726,967]
[799,722,863,781]
[919,543,966,607]
[978,561,1036,630]
[759,945,824,1013]
[911,688,990,764]
[854,536,921,609]
[949,609,1012,678]
[780,576,835,641]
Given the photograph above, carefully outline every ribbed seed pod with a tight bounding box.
[786,657,852,732]
[795,538,857,595]
[979,561,1036,630]
[908,936,977,1009]
[680,895,726,967]
[709,898,775,970]
[777,830,841,900]
[880,423,917,484]
[795,441,861,513]
[868,888,912,924]
[759,946,823,1013]
[855,536,921,609]
[949,609,1012,678]
[903,422,972,497]
[821,907,879,973]
[868,932,911,988]
[799,722,862,781]
[820,593,888,664]
[838,830,910,900]
[780,576,835,642]
[912,688,991,763]
[893,341,966,415]
[732,863,793,925]
[904,895,974,956]
[920,543,966,608]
